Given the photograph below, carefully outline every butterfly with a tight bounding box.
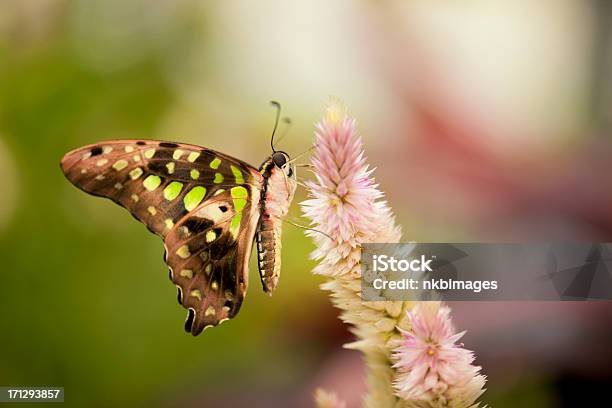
[60,104,297,335]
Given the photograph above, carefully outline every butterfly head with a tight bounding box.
[271,151,295,179]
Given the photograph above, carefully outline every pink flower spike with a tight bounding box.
[302,99,485,407]
[301,99,401,279]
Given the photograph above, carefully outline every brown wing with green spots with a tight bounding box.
[61,140,263,335]
[60,140,262,238]
[165,185,259,335]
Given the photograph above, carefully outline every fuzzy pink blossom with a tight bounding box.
[393,302,485,404]
[302,100,400,279]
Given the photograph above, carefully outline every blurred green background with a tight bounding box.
[1,1,612,407]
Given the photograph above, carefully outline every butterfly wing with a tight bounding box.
[61,140,261,237]
[165,186,259,335]
[61,140,263,334]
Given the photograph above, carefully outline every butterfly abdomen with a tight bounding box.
[256,216,282,293]
[256,161,296,294]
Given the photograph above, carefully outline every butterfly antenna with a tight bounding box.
[282,218,333,241]
[286,145,315,166]
[273,117,292,148]
[269,100,282,153]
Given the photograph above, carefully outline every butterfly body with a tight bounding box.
[257,154,296,293]
[61,140,296,335]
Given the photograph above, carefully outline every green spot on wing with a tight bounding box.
[233,198,246,212]
[214,173,224,184]
[231,186,248,199]
[230,213,242,238]
[163,181,183,201]
[209,158,221,169]
[230,165,244,184]
[143,175,161,191]
[183,186,206,211]
[231,186,248,210]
